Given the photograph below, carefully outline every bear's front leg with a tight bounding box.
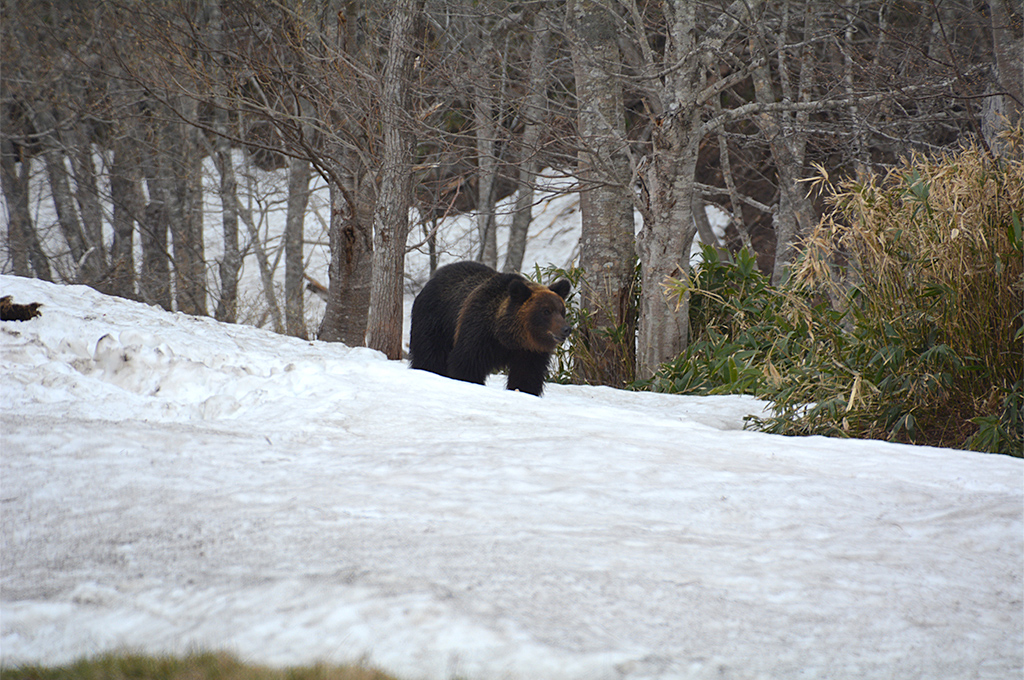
[447,339,494,386]
[505,351,552,396]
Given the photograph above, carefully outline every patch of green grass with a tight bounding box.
[0,651,402,680]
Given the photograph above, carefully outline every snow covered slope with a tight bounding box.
[1,274,1021,679]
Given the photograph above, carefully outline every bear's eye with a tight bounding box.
[543,308,552,316]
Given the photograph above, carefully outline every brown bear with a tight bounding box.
[409,261,572,396]
[0,296,42,321]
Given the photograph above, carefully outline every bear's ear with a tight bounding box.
[508,278,533,304]
[549,279,571,300]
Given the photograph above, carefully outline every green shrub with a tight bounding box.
[637,133,1024,456]
[529,261,639,387]
[634,245,804,396]
[528,263,587,384]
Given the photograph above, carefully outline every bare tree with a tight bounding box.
[285,153,311,338]
[567,0,637,386]
[208,0,241,322]
[505,9,551,275]
[748,14,817,285]
[985,0,1023,153]
[138,106,174,311]
[622,0,764,378]
[366,0,422,359]
[318,154,374,346]
[0,128,32,278]
[471,32,501,269]
[0,102,50,280]
[107,124,144,300]
[315,1,376,346]
[169,94,207,316]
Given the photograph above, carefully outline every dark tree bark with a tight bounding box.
[211,0,240,323]
[749,31,816,286]
[985,0,1023,153]
[170,97,207,316]
[213,129,240,323]
[1,129,38,278]
[32,106,102,284]
[319,170,373,346]
[66,120,108,283]
[139,111,173,311]
[316,0,374,347]
[108,135,142,299]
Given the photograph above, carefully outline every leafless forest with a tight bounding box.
[2,0,1020,382]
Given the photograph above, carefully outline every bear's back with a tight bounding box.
[409,261,499,374]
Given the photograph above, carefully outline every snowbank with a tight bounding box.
[1,274,1021,679]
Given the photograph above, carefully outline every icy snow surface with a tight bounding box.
[1,274,1021,679]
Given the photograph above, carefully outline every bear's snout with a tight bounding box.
[554,322,572,342]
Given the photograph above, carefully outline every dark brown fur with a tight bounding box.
[0,296,42,321]
[410,261,571,396]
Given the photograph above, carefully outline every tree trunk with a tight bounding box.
[634,0,699,380]
[108,137,142,299]
[635,0,764,377]
[213,129,240,323]
[318,165,373,346]
[713,104,751,255]
[749,45,816,285]
[473,51,499,269]
[1,131,36,278]
[285,153,311,338]
[66,122,108,283]
[169,97,207,316]
[317,0,374,347]
[568,0,638,386]
[637,117,699,379]
[42,142,87,272]
[32,106,101,284]
[211,0,240,323]
[985,0,1023,154]
[744,11,815,286]
[140,191,173,311]
[366,0,420,360]
[692,193,728,260]
[233,173,284,333]
[504,12,550,275]
[843,0,869,180]
[139,112,173,311]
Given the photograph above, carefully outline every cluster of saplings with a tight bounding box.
[549,134,1023,457]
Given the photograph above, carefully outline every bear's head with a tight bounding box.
[508,277,573,353]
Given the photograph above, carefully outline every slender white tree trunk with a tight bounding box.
[504,11,550,274]
[472,52,499,269]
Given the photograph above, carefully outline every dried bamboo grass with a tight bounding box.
[638,130,1021,451]
[796,133,1023,385]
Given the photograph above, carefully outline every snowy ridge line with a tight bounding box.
[1,274,1022,680]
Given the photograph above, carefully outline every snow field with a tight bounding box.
[0,274,1021,680]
